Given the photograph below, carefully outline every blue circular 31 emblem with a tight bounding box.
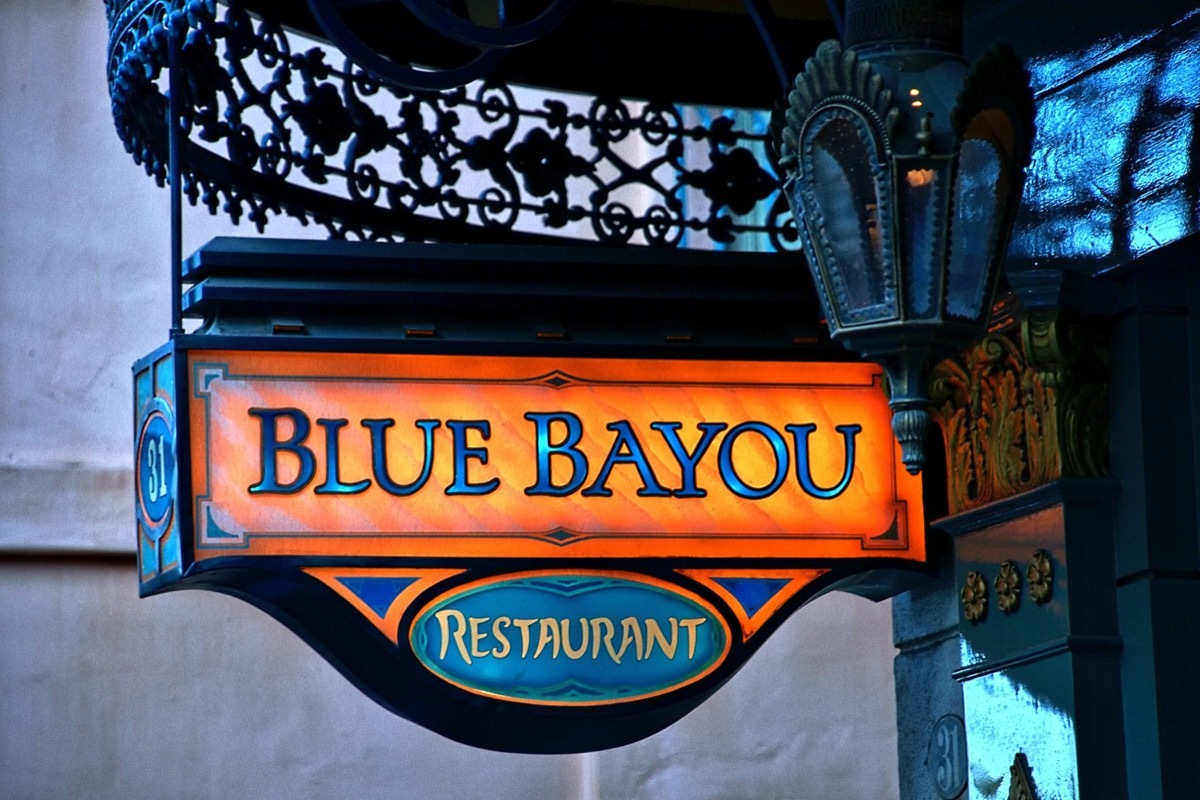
[136,403,176,537]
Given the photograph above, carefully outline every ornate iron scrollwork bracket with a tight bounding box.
[105,0,796,246]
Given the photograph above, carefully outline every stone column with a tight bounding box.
[895,301,1126,800]
[1106,251,1200,799]
[893,533,968,800]
[940,480,1126,800]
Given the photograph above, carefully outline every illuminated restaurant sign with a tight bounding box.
[135,343,923,751]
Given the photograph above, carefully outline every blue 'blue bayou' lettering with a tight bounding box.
[246,408,861,500]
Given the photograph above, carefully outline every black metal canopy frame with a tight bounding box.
[105,0,829,249]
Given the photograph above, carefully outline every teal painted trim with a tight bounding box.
[204,506,238,539]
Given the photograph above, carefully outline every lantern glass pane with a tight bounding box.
[947,138,1004,320]
[803,112,897,325]
[902,165,948,319]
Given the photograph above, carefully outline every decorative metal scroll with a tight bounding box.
[106,0,798,247]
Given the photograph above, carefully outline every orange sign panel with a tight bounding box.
[188,351,923,562]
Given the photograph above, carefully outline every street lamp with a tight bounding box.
[777,0,1035,474]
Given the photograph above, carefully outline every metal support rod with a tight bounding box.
[167,19,184,338]
[743,0,845,89]
[740,0,792,91]
[823,0,846,41]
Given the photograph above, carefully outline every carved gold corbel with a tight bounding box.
[930,306,1108,515]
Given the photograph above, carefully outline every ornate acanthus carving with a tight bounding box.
[1008,752,1038,800]
[930,308,1108,514]
[777,39,899,172]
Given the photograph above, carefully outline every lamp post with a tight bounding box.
[777,0,1035,474]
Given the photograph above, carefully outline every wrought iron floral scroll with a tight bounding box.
[106,0,797,246]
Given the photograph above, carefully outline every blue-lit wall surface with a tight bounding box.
[967,1,1200,276]
[948,491,1127,800]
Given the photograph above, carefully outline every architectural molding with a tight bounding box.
[951,635,1123,682]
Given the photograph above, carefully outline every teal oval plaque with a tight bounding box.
[410,572,730,706]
